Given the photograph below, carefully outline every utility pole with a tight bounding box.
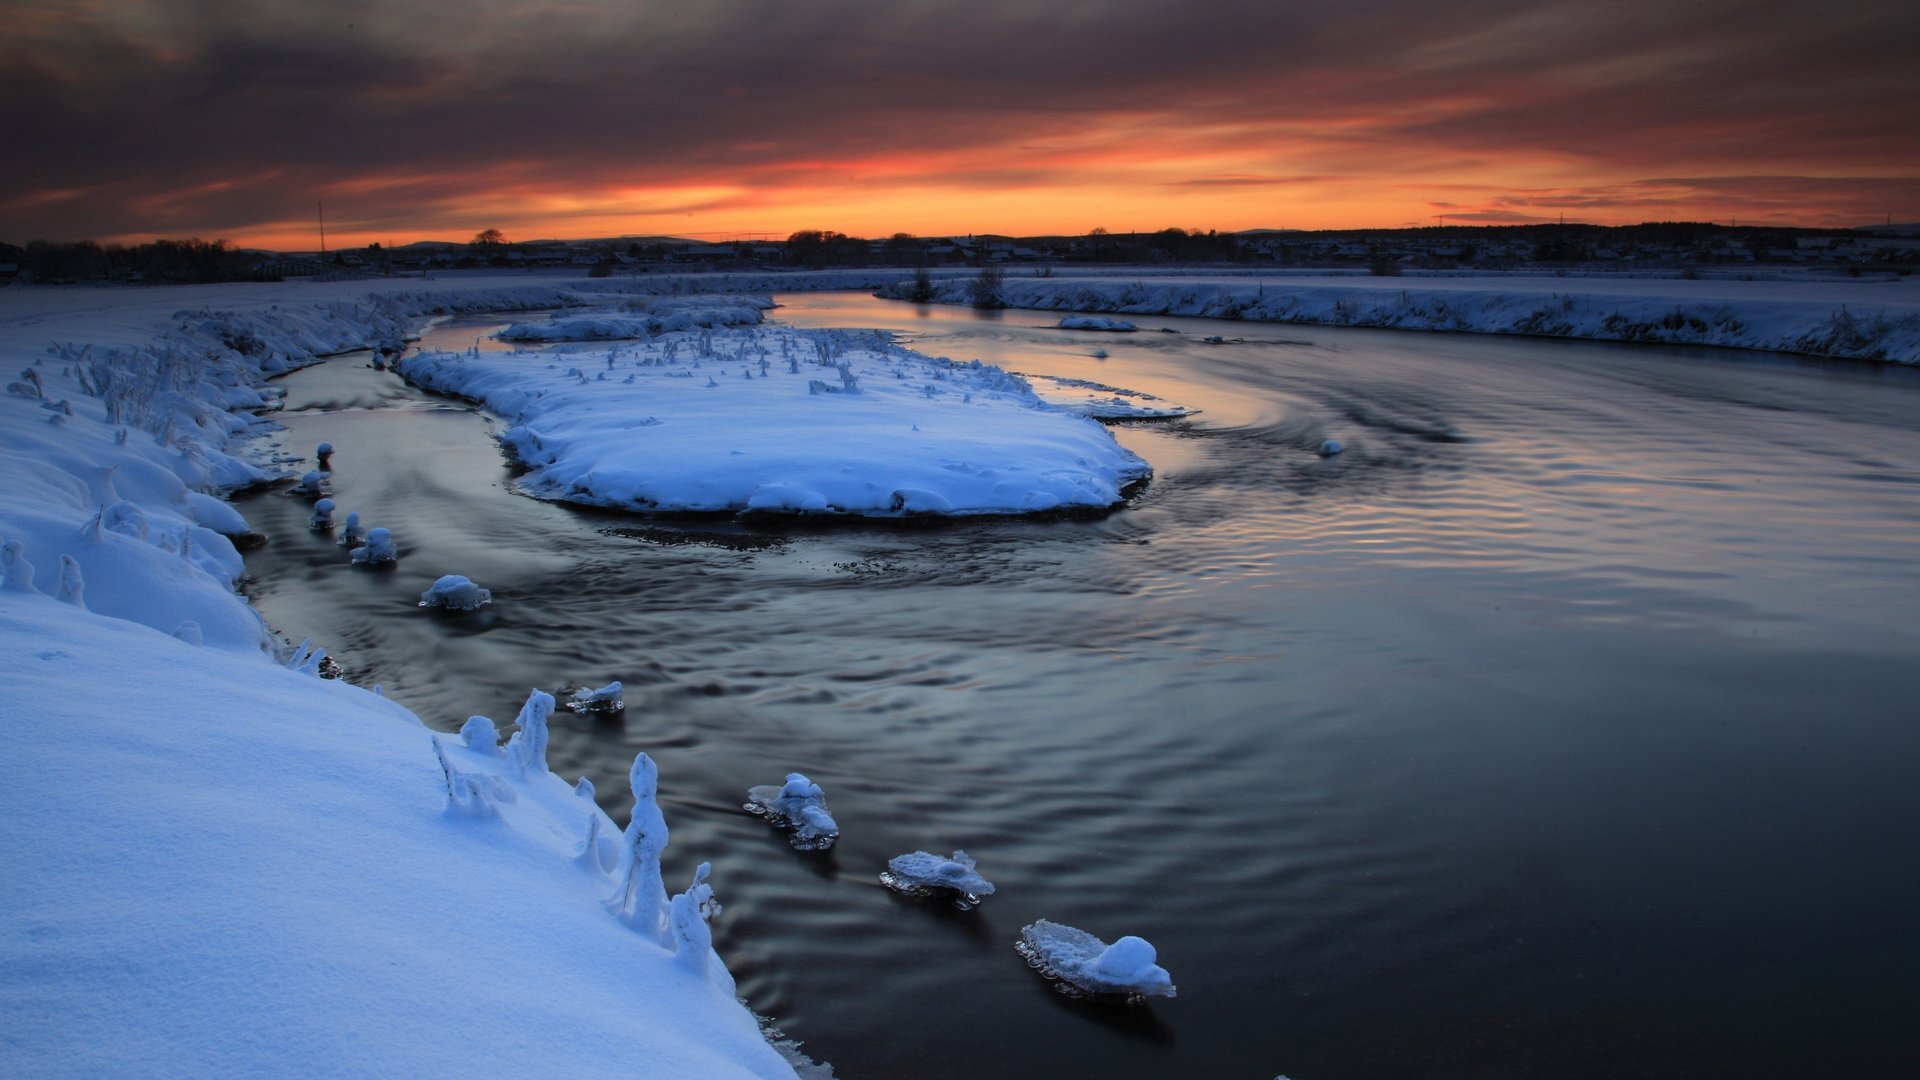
[317,202,327,253]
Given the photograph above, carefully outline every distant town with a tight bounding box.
[4,222,1918,285]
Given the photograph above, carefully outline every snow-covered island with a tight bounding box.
[398,315,1150,516]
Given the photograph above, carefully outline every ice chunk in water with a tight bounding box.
[418,574,492,611]
[881,849,995,909]
[349,526,397,566]
[568,680,624,714]
[1016,919,1176,1001]
[744,772,839,851]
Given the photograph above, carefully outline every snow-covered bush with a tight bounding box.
[503,689,555,777]
[418,574,492,611]
[2,538,37,593]
[607,752,670,941]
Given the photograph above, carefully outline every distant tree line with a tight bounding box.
[0,238,259,283]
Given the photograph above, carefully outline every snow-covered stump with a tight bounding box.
[670,862,733,992]
[349,526,397,566]
[881,849,996,910]
[418,574,492,611]
[606,752,670,943]
[316,442,334,468]
[1016,920,1177,1003]
[503,690,555,778]
[567,680,624,714]
[744,772,839,852]
[309,498,336,531]
[337,512,365,548]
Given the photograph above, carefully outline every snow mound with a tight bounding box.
[418,574,492,611]
[744,772,839,851]
[880,849,995,909]
[1016,919,1177,1001]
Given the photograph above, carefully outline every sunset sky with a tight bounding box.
[4,0,1916,250]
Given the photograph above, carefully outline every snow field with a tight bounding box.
[0,594,798,1077]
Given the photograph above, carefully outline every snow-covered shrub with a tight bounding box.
[56,555,86,608]
[2,538,39,593]
[459,715,502,755]
[607,752,670,941]
[418,574,492,611]
[503,689,555,777]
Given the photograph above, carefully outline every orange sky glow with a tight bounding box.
[4,0,1915,250]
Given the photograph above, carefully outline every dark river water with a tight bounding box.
[237,294,1920,1079]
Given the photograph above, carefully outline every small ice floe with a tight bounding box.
[337,511,365,548]
[1318,439,1344,457]
[349,526,397,566]
[418,574,491,611]
[568,681,625,714]
[293,469,329,498]
[744,772,839,851]
[1016,919,1177,1002]
[309,498,336,530]
[1056,316,1138,332]
[1089,348,1109,359]
[881,849,996,910]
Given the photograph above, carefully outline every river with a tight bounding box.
[236,293,1920,1079]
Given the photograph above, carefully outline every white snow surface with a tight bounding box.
[879,272,1920,363]
[398,321,1150,516]
[498,297,770,341]
[0,276,860,1078]
[0,593,797,1077]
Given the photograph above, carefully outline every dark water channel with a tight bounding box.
[237,295,1920,1079]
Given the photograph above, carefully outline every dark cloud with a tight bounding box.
[2,0,1915,241]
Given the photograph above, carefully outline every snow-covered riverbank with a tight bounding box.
[0,278,822,1077]
[877,272,1920,363]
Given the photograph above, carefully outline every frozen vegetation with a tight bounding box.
[418,573,492,611]
[497,296,771,341]
[745,773,840,851]
[1021,374,1195,419]
[881,849,996,909]
[398,315,1151,516]
[879,272,1920,363]
[1017,919,1178,1001]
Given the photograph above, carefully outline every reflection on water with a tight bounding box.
[237,298,1920,1079]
